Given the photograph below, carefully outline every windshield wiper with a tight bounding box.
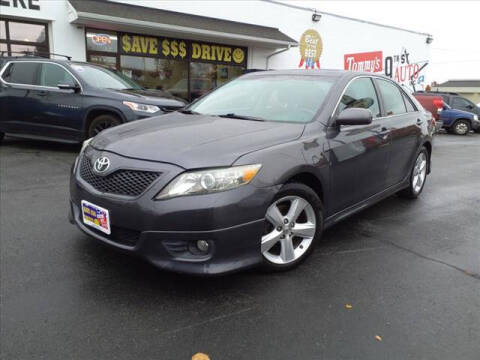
[178,109,201,115]
[217,113,266,121]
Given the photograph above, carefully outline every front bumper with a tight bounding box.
[471,119,480,130]
[434,119,444,132]
[69,157,279,275]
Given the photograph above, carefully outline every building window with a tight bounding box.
[119,55,188,100]
[86,30,118,53]
[190,62,244,101]
[86,28,247,102]
[0,19,49,57]
[88,54,117,69]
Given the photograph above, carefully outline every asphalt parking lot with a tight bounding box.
[1,133,479,360]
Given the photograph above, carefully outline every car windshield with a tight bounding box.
[70,63,142,90]
[189,75,334,123]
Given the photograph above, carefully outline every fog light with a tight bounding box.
[196,240,210,253]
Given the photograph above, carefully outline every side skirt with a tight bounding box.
[2,133,81,144]
[324,179,410,229]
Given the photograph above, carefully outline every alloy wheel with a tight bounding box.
[412,152,427,194]
[455,122,469,135]
[261,196,316,265]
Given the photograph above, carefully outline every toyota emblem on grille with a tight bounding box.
[94,157,110,173]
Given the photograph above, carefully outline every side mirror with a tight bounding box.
[466,104,474,109]
[58,83,80,92]
[335,108,373,126]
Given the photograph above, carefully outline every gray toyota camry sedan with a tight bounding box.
[69,70,434,275]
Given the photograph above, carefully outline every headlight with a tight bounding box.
[123,101,160,114]
[80,137,93,154]
[74,138,93,174]
[474,115,478,121]
[156,164,262,200]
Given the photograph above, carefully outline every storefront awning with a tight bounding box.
[68,0,297,48]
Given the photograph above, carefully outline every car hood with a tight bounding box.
[91,113,305,169]
[440,108,475,119]
[102,88,186,108]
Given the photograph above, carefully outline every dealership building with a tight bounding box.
[0,0,433,101]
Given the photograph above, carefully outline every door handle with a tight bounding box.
[381,126,388,132]
[37,90,49,97]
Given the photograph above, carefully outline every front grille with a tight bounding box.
[89,225,141,247]
[80,157,161,197]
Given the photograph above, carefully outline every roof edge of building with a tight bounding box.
[263,0,432,37]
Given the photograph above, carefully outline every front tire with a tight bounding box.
[398,147,429,199]
[88,114,121,138]
[452,119,470,135]
[261,183,323,272]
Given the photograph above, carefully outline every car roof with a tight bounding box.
[243,68,393,81]
[0,56,69,64]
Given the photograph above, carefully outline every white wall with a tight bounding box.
[112,0,432,88]
[1,0,431,88]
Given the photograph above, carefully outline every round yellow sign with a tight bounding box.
[232,48,245,64]
[192,353,210,360]
[299,29,323,69]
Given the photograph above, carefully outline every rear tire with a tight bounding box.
[398,147,429,199]
[452,119,470,135]
[87,114,121,138]
[261,183,323,272]
[0,132,4,143]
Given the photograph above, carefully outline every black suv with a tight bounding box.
[0,56,186,143]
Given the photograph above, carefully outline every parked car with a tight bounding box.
[418,91,480,132]
[414,94,444,121]
[413,94,444,132]
[438,103,480,135]
[69,70,433,275]
[0,56,186,143]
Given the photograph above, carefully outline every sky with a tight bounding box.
[291,0,480,84]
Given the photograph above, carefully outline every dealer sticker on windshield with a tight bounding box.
[81,200,111,235]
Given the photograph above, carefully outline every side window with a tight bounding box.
[39,63,76,87]
[1,62,41,85]
[402,92,416,112]
[338,77,380,117]
[453,97,472,109]
[377,79,407,116]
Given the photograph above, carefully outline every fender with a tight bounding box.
[82,105,129,135]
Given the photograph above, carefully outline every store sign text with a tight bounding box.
[122,35,159,55]
[344,48,426,88]
[385,49,421,84]
[0,0,40,10]
[120,33,247,66]
[344,51,383,73]
[92,34,112,47]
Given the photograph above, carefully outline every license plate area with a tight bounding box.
[81,200,111,235]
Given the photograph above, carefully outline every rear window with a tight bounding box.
[402,92,416,112]
[376,79,407,116]
[1,62,40,85]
